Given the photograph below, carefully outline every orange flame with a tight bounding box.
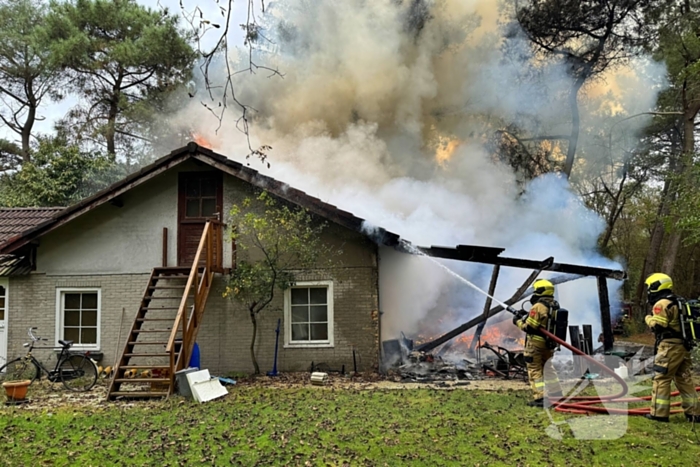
[192,133,213,149]
[415,321,524,352]
[435,137,461,166]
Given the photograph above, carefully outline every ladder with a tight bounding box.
[108,221,223,400]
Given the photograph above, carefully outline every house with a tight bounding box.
[0,143,401,398]
[0,207,65,370]
[0,142,627,399]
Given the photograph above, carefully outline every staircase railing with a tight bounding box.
[166,220,223,392]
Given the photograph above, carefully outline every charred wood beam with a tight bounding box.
[468,264,501,353]
[418,269,540,353]
[598,276,614,352]
[415,245,626,280]
[582,324,593,356]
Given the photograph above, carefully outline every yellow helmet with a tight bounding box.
[533,279,555,297]
[645,273,673,294]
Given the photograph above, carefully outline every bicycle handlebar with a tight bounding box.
[27,327,46,342]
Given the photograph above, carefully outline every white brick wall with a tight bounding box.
[7,261,380,375]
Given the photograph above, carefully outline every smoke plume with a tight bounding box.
[171,0,666,346]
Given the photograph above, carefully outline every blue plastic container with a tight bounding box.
[189,342,201,369]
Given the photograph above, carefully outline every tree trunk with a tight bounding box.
[599,174,629,252]
[563,77,586,178]
[659,98,699,276]
[661,232,682,274]
[106,94,118,158]
[106,74,123,159]
[634,179,672,312]
[20,80,36,162]
[249,309,260,374]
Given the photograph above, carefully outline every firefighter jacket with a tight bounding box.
[517,298,554,349]
[645,298,684,345]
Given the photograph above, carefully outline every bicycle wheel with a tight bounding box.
[59,355,97,392]
[0,358,39,384]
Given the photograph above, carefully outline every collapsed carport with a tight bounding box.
[386,242,627,359]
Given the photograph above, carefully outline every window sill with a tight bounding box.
[284,342,334,349]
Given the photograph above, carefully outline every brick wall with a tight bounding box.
[7,274,149,367]
[200,264,380,375]
[6,261,379,374]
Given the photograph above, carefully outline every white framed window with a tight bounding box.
[55,288,101,350]
[284,281,334,348]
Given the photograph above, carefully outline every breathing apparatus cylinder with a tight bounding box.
[551,308,569,343]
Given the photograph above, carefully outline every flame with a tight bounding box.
[415,320,524,352]
[192,133,213,149]
[435,136,461,166]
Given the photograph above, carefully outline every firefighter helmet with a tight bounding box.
[533,279,555,297]
[645,273,673,294]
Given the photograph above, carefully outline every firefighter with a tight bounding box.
[644,273,700,422]
[513,279,563,407]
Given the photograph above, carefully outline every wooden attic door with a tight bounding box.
[177,171,223,267]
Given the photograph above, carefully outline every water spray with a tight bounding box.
[398,240,522,316]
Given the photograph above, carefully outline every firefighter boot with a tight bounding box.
[527,398,544,407]
[644,414,669,423]
[686,414,700,423]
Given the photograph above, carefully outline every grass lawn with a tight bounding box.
[1,385,699,466]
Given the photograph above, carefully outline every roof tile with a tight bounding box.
[0,207,64,244]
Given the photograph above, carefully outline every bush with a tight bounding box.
[623,314,648,337]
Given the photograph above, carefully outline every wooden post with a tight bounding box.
[162,228,168,267]
[469,265,501,353]
[207,224,212,274]
[597,276,614,353]
[582,324,593,356]
[569,325,582,376]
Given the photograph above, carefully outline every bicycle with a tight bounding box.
[0,327,98,392]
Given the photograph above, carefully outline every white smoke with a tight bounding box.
[169,0,666,347]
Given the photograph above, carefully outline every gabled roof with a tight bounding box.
[0,207,64,244]
[0,143,401,255]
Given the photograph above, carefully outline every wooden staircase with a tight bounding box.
[108,221,224,400]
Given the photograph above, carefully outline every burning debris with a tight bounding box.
[392,342,528,383]
[383,326,528,383]
[397,351,477,382]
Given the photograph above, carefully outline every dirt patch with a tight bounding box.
[0,378,157,412]
[619,333,656,346]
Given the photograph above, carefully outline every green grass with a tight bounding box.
[1,387,699,466]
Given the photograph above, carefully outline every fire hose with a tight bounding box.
[538,327,700,416]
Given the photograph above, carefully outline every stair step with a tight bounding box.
[155,267,191,272]
[132,329,172,333]
[137,318,176,322]
[149,286,187,290]
[114,378,170,383]
[110,392,169,398]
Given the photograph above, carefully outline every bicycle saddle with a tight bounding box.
[58,340,73,347]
